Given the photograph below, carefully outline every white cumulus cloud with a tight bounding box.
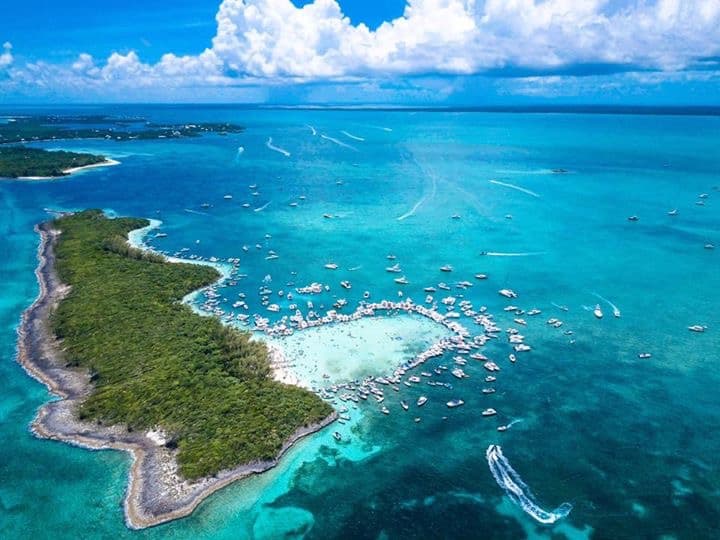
[0,42,13,69]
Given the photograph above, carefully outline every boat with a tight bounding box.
[451,214,461,220]
[440,265,453,272]
[381,406,390,415]
[333,431,342,442]
[508,354,516,363]
[385,263,402,273]
[474,273,488,280]
[628,215,639,221]
[497,425,508,432]
[340,280,352,289]
[482,408,497,417]
[482,388,496,394]
[446,399,465,408]
[483,361,501,372]
[668,209,678,216]
[485,376,496,382]
[394,276,409,285]
[438,282,451,291]
[705,244,715,250]
[400,400,409,411]
[498,289,518,299]
[638,353,652,359]
[424,286,437,292]
[451,368,467,379]
[408,375,421,383]
[387,254,396,260]
[223,194,233,199]
[593,304,604,319]
[363,291,370,299]
[688,325,706,333]
[324,263,338,270]
[323,213,334,219]
[417,396,428,407]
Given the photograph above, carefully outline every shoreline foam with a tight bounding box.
[15,218,336,529]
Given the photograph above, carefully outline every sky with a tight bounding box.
[1,0,719,105]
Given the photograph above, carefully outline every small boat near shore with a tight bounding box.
[447,399,464,408]
[417,396,428,407]
[482,408,497,417]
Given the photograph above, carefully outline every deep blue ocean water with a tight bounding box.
[0,106,718,539]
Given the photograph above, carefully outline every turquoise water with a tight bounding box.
[1,106,719,539]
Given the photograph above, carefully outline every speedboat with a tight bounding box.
[508,354,516,363]
[628,215,639,221]
[485,376,496,382]
[705,244,715,250]
[446,399,465,408]
[593,304,604,319]
[638,353,652,359]
[474,273,488,280]
[386,263,402,273]
[394,276,409,285]
[417,396,428,407]
[340,280,352,289]
[451,368,466,379]
[400,400,409,411]
[324,263,338,270]
[381,406,390,415]
[482,388,496,394]
[451,214,461,220]
[333,431,342,442]
[482,408,497,417]
[668,209,678,216]
[408,376,421,383]
[424,286,437,292]
[688,325,706,333]
[440,265,453,272]
[438,282,451,291]
[387,254,396,260]
[497,425,508,432]
[223,194,233,199]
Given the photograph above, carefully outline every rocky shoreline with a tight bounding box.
[16,220,337,529]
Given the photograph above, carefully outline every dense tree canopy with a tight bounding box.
[51,211,332,479]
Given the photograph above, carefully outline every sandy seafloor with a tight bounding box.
[0,105,719,539]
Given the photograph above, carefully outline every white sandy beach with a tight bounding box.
[16,158,121,180]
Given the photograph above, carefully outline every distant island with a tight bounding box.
[0,114,244,179]
[0,146,116,179]
[0,114,244,144]
[17,210,334,528]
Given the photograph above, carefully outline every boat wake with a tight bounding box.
[397,162,438,221]
[266,137,291,157]
[184,208,210,216]
[320,134,357,151]
[489,180,540,198]
[486,445,572,525]
[592,292,621,317]
[341,130,365,142]
[254,201,272,212]
[306,124,317,136]
[483,251,545,257]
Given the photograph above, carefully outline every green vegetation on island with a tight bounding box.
[50,211,332,479]
[0,115,244,145]
[0,146,108,178]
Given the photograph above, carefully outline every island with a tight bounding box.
[17,210,335,528]
[0,114,244,178]
[0,115,244,145]
[0,146,116,179]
